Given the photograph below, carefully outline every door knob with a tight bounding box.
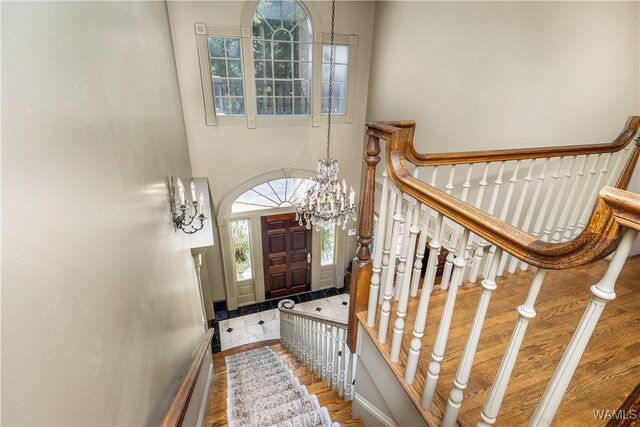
[307,253,311,264]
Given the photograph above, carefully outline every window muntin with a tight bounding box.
[231,219,253,281]
[208,36,245,115]
[253,0,312,116]
[232,177,313,213]
[321,226,336,266]
[321,44,348,115]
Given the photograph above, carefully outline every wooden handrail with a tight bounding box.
[279,307,348,329]
[367,116,640,166]
[369,118,640,270]
[600,186,640,232]
[159,328,214,427]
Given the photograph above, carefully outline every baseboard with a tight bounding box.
[197,362,212,427]
[354,393,399,427]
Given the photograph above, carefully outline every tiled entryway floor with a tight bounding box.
[216,293,350,352]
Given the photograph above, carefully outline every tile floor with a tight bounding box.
[218,293,350,352]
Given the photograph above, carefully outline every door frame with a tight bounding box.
[261,212,312,300]
[216,168,348,311]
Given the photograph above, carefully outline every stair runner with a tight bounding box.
[226,347,339,427]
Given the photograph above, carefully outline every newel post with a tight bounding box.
[347,134,380,352]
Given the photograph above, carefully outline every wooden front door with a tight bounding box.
[261,213,312,299]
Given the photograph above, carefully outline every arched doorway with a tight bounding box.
[217,168,346,310]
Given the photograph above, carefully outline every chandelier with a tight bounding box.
[295,0,356,231]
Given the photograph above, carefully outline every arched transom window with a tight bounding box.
[232,177,312,213]
[252,0,312,116]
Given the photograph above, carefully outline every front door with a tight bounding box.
[261,213,312,299]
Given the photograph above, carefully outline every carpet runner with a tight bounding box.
[226,347,339,427]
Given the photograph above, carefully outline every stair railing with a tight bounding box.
[348,117,640,426]
[278,300,356,401]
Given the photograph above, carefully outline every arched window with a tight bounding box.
[252,0,312,116]
[195,1,357,126]
[232,177,312,213]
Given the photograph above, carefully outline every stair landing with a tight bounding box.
[358,256,640,426]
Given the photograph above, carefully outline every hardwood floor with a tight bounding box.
[206,340,363,427]
[359,255,640,426]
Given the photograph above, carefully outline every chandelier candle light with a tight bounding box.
[172,177,208,234]
[295,0,356,231]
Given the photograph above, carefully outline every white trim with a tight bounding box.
[353,393,399,427]
[194,24,249,126]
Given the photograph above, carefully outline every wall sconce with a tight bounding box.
[170,176,208,234]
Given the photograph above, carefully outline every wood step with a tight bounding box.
[206,339,364,426]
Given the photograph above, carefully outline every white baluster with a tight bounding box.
[313,322,322,378]
[460,165,477,280]
[394,194,414,302]
[478,267,548,427]
[518,158,550,270]
[553,156,587,242]
[530,229,637,426]
[298,317,304,361]
[307,319,313,367]
[563,154,599,240]
[290,315,296,356]
[482,162,506,278]
[532,158,562,238]
[442,249,503,426]
[505,159,536,272]
[422,228,471,409]
[440,166,458,290]
[303,317,309,366]
[326,325,334,386]
[332,326,340,390]
[368,171,391,326]
[496,161,521,275]
[411,205,430,298]
[404,214,444,384]
[321,323,328,381]
[606,147,630,187]
[345,348,355,400]
[404,213,445,384]
[379,185,398,305]
[391,189,422,363]
[469,163,490,283]
[541,156,576,242]
[338,329,347,398]
[575,153,613,236]
[281,312,287,348]
[410,168,439,297]
[378,188,404,343]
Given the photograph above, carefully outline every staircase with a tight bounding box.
[207,340,364,426]
[345,117,640,426]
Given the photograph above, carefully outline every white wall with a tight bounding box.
[367,1,640,153]
[367,1,640,254]
[167,1,376,303]
[2,2,205,425]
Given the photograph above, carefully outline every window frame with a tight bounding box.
[230,217,254,283]
[252,1,313,118]
[315,33,357,125]
[195,1,358,128]
[195,24,249,126]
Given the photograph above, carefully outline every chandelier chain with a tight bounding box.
[295,0,356,231]
[326,0,336,161]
